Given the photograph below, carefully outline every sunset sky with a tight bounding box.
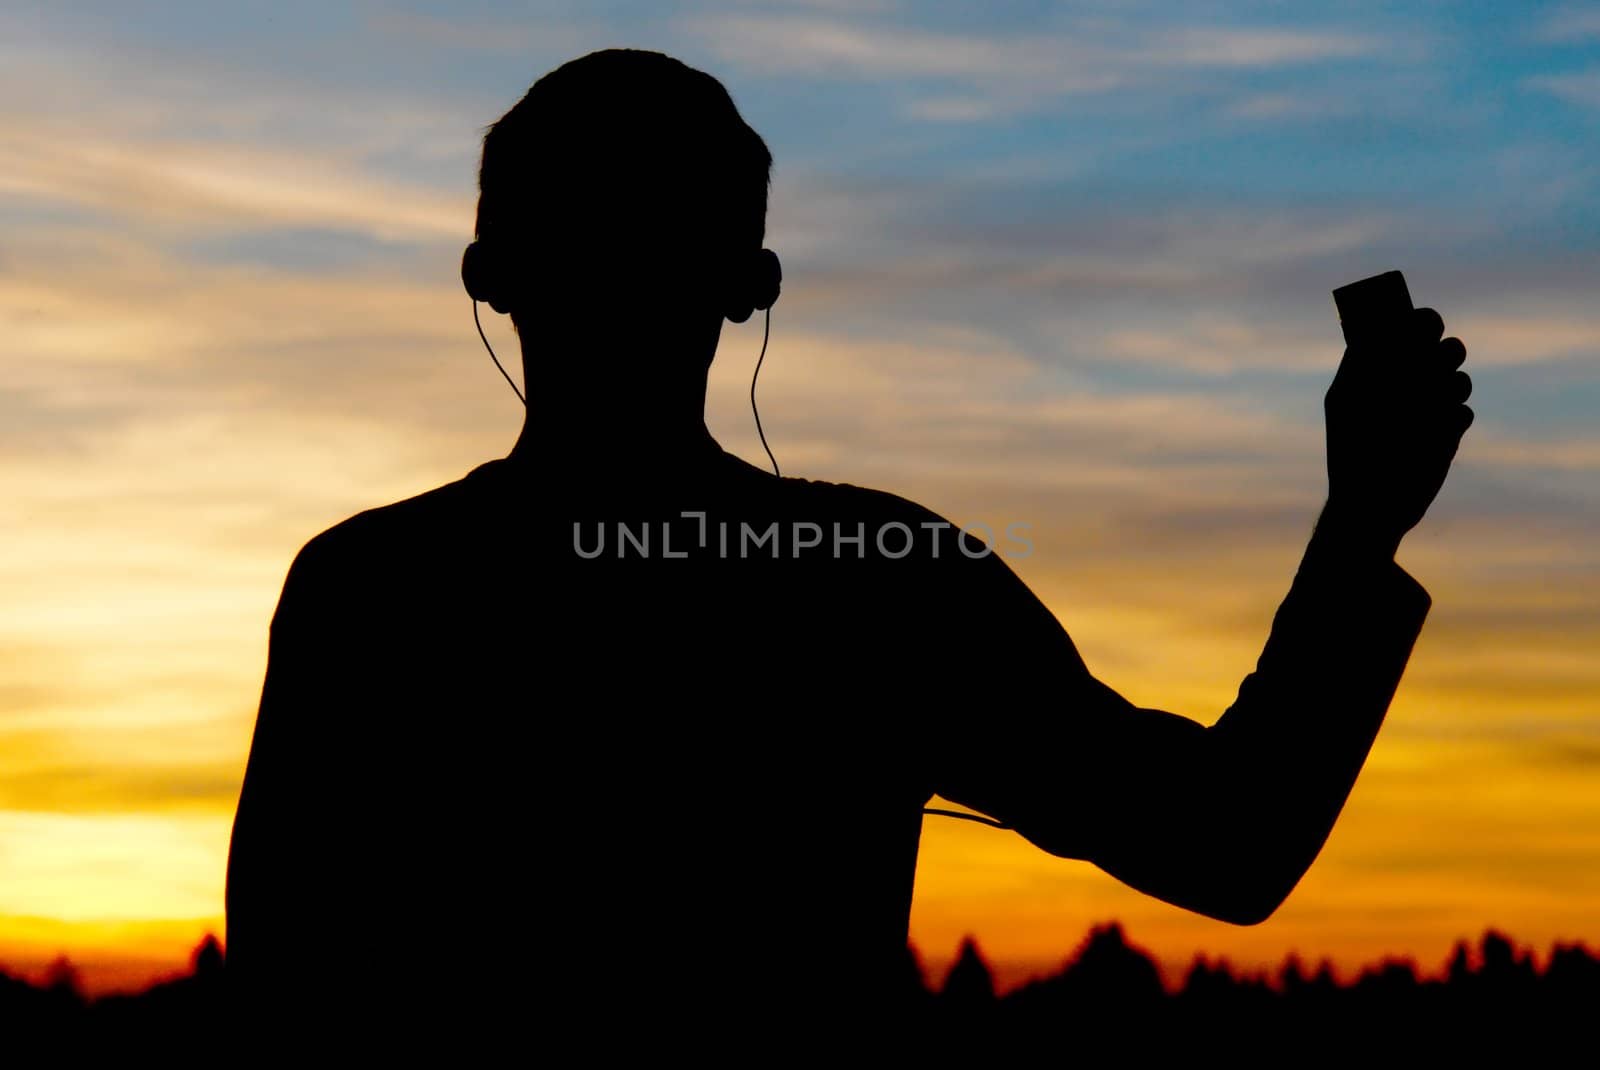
[2,1,1597,994]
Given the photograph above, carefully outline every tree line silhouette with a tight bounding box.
[913,923,1599,1056]
[3,924,1595,1052]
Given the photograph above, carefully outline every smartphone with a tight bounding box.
[1333,270,1413,348]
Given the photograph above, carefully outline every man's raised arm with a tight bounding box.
[929,307,1473,925]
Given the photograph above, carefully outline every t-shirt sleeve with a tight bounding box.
[893,492,1431,890]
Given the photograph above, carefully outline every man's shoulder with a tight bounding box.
[775,474,950,527]
[761,474,994,566]
[284,462,500,581]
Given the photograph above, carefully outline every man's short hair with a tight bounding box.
[475,49,773,257]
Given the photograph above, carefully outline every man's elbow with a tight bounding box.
[1195,884,1290,927]
[1183,846,1307,926]
[1179,756,1330,925]
[1101,825,1307,927]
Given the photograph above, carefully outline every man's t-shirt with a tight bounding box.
[225,446,1431,1045]
[226,450,1047,1030]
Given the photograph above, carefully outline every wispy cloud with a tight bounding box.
[686,15,1125,88]
[364,8,570,54]
[905,95,1003,122]
[1534,7,1600,41]
[684,13,1378,118]
[1470,432,1600,473]
[1449,311,1600,366]
[0,117,470,242]
[1145,26,1373,67]
[1526,69,1600,108]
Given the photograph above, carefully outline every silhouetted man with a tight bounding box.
[226,49,1474,1049]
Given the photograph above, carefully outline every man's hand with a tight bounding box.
[1323,307,1474,556]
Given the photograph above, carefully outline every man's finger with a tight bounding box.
[1413,307,1446,344]
[1447,370,1472,404]
[1438,336,1467,371]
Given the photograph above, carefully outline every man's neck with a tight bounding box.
[504,329,727,482]
[506,415,725,479]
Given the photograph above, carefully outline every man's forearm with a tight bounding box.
[1200,500,1432,917]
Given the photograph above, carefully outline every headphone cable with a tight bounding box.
[923,807,1012,830]
[475,299,526,406]
[751,305,779,476]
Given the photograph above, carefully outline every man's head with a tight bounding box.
[463,49,779,350]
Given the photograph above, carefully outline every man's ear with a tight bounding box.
[751,249,782,312]
[462,240,515,314]
[723,247,780,324]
